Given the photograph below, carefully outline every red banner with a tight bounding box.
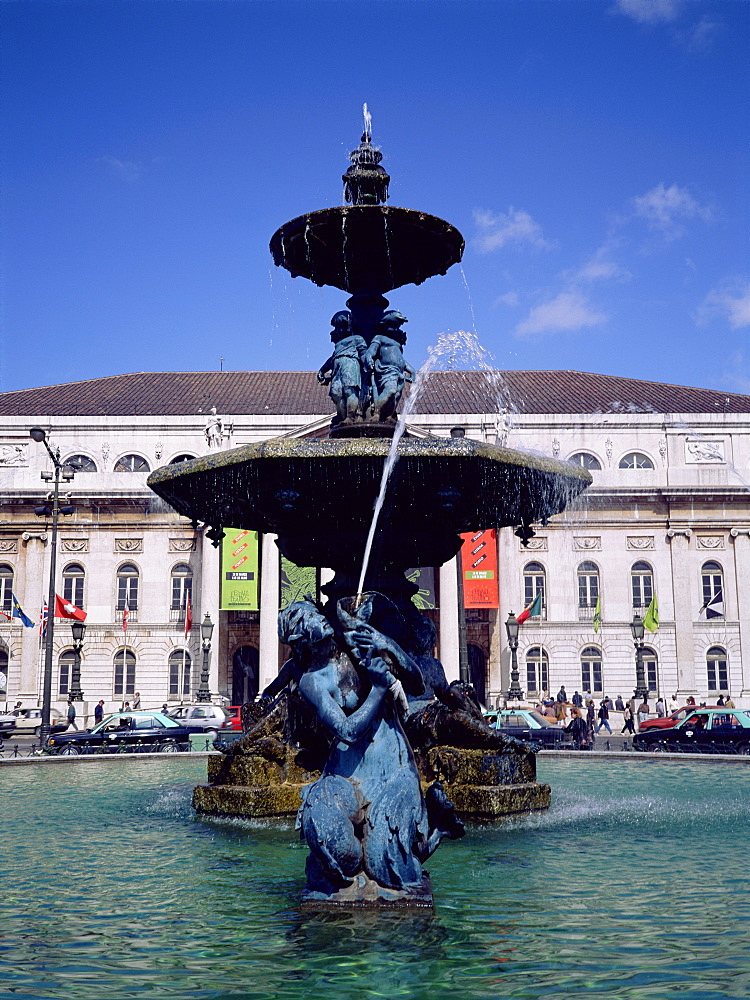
[460,530,499,608]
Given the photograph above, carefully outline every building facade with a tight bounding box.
[1,369,749,719]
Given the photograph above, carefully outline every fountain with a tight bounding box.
[147,117,591,908]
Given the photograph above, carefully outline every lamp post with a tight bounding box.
[197,613,214,702]
[630,612,647,702]
[505,611,523,704]
[69,620,86,703]
[29,427,75,745]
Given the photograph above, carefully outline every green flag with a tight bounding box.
[593,595,601,633]
[643,593,659,632]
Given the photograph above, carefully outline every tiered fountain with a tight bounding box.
[148,119,591,909]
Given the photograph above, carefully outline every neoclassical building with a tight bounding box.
[1,368,749,718]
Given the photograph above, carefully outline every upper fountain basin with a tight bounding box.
[147,436,591,547]
[269,205,465,294]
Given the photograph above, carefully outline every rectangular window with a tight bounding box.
[114,660,136,696]
[582,661,603,692]
[632,574,653,608]
[63,577,84,607]
[647,660,657,692]
[117,577,138,610]
[578,575,599,607]
[171,577,192,611]
[59,662,70,697]
[169,659,191,697]
[707,659,728,691]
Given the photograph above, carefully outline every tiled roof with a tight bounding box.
[0,370,747,416]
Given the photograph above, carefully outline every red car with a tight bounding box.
[223,706,243,731]
[640,704,724,731]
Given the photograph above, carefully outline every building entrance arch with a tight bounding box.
[232,646,259,705]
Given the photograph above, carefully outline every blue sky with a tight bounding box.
[2,0,748,396]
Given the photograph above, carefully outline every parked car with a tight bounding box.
[0,711,15,734]
[634,709,750,753]
[46,712,192,755]
[166,704,228,737]
[223,706,243,731]
[494,709,572,748]
[9,707,67,737]
[639,705,723,731]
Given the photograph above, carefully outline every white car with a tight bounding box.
[166,704,228,738]
[4,707,67,736]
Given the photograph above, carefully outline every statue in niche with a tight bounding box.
[317,311,368,423]
[362,311,416,422]
[280,598,464,899]
[204,407,224,449]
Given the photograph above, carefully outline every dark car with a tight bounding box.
[46,711,192,755]
[494,709,572,748]
[634,709,750,754]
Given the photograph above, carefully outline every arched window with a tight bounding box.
[581,645,603,693]
[169,650,191,698]
[707,646,728,692]
[62,563,85,607]
[64,455,97,473]
[0,646,7,695]
[169,454,196,464]
[114,649,136,697]
[577,561,599,620]
[631,561,653,611]
[114,454,150,473]
[619,452,654,470]
[523,562,546,620]
[0,564,13,615]
[58,649,76,697]
[525,646,549,695]
[642,646,658,694]
[170,564,193,622]
[701,561,724,618]
[569,452,602,471]
[116,563,139,621]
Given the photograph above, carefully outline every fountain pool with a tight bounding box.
[3,757,748,999]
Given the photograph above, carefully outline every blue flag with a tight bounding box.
[11,594,34,628]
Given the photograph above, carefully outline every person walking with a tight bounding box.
[725,694,736,709]
[66,700,78,731]
[637,699,650,729]
[668,694,679,713]
[132,692,141,709]
[572,690,583,708]
[717,695,725,707]
[595,699,612,735]
[565,708,589,749]
[656,697,666,718]
[621,703,635,734]
[615,695,625,711]
[586,699,596,741]
[557,686,567,704]
[94,699,105,725]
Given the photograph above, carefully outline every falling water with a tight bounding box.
[363,102,372,138]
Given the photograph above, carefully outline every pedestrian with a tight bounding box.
[122,701,131,712]
[668,693,679,713]
[604,695,614,711]
[572,690,583,708]
[565,708,589,749]
[655,697,665,718]
[596,699,612,735]
[94,699,105,725]
[725,694,736,709]
[615,695,625,711]
[557,686,567,704]
[686,695,696,706]
[621,704,635,734]
[66,699,78,731]
[161,703,169,714]
[132,692,141,709]
[586,699,596,739]
[717,694,725,707]
[554,701,567,724]
[637,699,650,729]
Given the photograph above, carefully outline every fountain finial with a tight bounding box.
[343,121,390,206]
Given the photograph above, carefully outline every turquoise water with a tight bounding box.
[2,757,749,1000]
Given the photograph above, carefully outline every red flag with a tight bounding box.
[40,601,48,639]
[184,592,192,638]
[516,590,542,625]
[54,593,87,622]
[122,604,129,633]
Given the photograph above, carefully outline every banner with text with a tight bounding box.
[460,529,499,608]
[280,556,319,609]
[220,528,259,610]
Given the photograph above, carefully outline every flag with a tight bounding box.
[184,591,192,638]
[593,595,601,634]
[700,590,724,620]
[54,593,87,622]
[122,603,129,633]
[40,601,48,640]
[11,594,34,628]
[517,590,542,625]
[643,593,659,632]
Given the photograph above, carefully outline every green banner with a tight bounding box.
[220,528,259,610]
[280,556,318,609]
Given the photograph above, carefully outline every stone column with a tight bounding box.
[200,532,221,698]
[19,532,47,700]
[258,533,280,692]
[730,529,750,697]
[666,528,694,697]
[439,557,460,681]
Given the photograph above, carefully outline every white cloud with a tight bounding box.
[632,183,713,239]
[515,292,607,338]
[615,0,681,24]
[571,246,631,283]
[473,207,552,254]
[698,280,750,330]
[680,15,721,52]
[496,291,520,307]
[98,155,142,183]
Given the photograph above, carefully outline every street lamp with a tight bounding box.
[29,427,75,745]
[505,610,523,704]
[69,620,86,703]
[630,612,647,702]
[197,613,214,702]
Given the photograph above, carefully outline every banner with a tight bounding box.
[280,556,318,609]
[406,567,436,610]
[460,529,499,608]
[220,528,259,610]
